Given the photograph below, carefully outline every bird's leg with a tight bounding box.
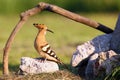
[39,57,45,62]
[44,57,47,62]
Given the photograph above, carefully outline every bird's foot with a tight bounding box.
[39,58,46,62]
[44,58,47,62]
[35,57,46,63]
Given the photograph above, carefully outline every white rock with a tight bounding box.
[71,34,112,67]
[19,57,59,75]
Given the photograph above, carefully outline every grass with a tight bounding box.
[0,70,81,80]
[0,13,118,79]
[105,66,120,80]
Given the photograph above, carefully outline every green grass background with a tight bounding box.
[0,13,118,76]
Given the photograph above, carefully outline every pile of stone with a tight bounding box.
[71,15,120,80]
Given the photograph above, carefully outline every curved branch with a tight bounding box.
[3,4,43,75]
[3,2,113,75]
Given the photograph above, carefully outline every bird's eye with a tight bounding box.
[33,23,38,26]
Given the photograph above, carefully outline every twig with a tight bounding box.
[3,2,113,75]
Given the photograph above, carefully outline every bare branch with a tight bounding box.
[40,2,113,33]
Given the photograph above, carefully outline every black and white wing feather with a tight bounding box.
[41,44,59,60]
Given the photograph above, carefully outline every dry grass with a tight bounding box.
[0,70,82,80]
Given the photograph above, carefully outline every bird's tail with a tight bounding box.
[57,59,69,70]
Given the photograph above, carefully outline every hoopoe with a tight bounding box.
[33,23,66,66]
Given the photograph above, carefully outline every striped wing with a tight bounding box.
[41,44,58,59]
[41,44,68,68]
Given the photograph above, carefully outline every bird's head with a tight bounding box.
[33,23,54,33]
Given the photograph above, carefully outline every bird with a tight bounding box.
[33,23,67,67]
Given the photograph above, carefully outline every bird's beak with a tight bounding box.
[47,29,54,33]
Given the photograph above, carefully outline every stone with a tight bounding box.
[94,50,119,75]
[110,15,120,53]
[86,50,120,79]
[85,53,98,80]
[19,57,59,75]
[71,34,112,67]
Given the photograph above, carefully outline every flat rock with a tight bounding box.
[19,57,59,75]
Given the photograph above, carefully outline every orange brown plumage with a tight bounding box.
[33,23,64,64]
